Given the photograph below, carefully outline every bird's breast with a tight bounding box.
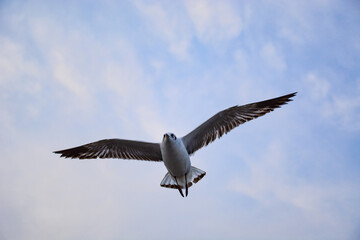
[160,139,190,177]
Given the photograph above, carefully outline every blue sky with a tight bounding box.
[0,0,359,239]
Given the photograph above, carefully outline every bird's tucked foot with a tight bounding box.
[185,174,188,197]
[174,177,184,197]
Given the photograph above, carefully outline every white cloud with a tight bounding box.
[104,61,168,140]
[228,140,360,238]
[304,73,330,99]
[185,0,242,43]
[0,37,41,85]
[261,42,286,72]
[303,72,360,130]
[273,1,324,44]
[1,1,169,139]
[134,1,192,60]
[332,94,360,130]
[50,49,90,101]
[169,38,190,60]
[23,16,102,115]
[234,48,248,72]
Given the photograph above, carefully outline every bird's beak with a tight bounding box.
[163,134,169,139]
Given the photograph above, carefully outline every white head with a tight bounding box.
[163,132,177,143]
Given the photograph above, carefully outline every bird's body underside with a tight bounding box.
[160,132,206,197]
[54,92,297,197]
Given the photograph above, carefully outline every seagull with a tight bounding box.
[54,92,296,197]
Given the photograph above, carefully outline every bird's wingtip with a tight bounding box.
[282,92,297,102]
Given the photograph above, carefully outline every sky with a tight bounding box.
[0,0,359,239]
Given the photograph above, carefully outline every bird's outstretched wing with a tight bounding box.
[54,139,162,161]
[181,92,297,155]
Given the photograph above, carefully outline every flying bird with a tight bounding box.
[54,92,296,197]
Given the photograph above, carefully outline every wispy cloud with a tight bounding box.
[261,42,286,72]
[304,73,330,99]
[184,0,242,43]
[0,37,41,85]
[1,0,359,239]
[134,1,192,60]
[303,72,360,131]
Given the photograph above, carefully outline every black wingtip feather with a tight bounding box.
[53,145,89,159]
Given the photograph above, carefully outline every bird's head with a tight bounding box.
[163,132,177,143]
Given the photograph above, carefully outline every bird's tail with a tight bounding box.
[160,166,206,189]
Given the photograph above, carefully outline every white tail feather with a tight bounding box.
[160,166,206,189]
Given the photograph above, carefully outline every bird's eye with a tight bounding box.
[171,134,174,138]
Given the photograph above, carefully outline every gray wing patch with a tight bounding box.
[54,139,162,161]
[181,92,297,155]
